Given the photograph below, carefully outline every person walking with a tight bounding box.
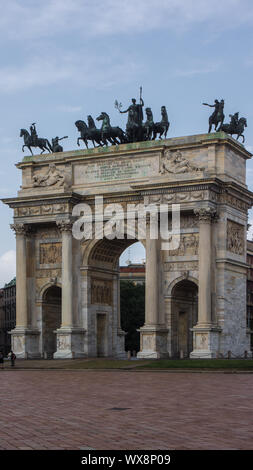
[0,351,4,370]
[10,351,16,367]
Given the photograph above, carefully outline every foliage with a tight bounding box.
[120,281,145,352]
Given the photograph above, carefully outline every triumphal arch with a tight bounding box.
[3,132,253,358]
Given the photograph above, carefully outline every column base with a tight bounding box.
[115,328,127,359]
[10,328,40,359]
[137,325,169,359]
[54,327,86,359]
[190,325,222,359]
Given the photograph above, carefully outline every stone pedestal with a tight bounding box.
[137,326,169,359]
[10,328,40,359]
[190,326,221,358]
[116,328,127,359]
[53,327,86,358]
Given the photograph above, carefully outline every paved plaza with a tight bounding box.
[0,370,252,450]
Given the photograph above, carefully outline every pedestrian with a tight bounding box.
[10,351,16,367]
[0,351,4,370]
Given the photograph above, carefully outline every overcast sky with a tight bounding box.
[1,0,253,285]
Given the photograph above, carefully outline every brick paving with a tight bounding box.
[0,370,252,450]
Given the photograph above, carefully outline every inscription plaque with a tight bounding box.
[74,155,159,184]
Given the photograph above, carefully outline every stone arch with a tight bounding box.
[42,285,62,358]
[170,278,198,358]
[38,281,62,302]
[166,275,198,297]
[81,235,146,358]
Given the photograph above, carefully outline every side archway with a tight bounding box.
[42,285,62,358]
[170,279,198,357]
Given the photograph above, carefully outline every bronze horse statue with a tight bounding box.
[221,117,247,143]
[96,112,127,145]
[75,120,106,148]
[20,128,52,155]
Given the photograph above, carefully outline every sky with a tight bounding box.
[0,0,253,285]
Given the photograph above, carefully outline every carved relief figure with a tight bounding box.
[33,163,65,187]
[227,220,245,255]
[40,243,62,264]
[91,279,112,305]
[169,233,199,256]
[160,150,204,175]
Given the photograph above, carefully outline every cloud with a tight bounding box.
[0,58,75,92]
[0,250,16,287]
[173,62,220,77]
[1,0,253,42]
[0,53,143,93]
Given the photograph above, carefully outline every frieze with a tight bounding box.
[149,190,205,204]
[226,220,245,255]
[16,203,68,217]
[36,227,61,240]
[221,193,249,212]
[36,269,61,279]
[164,261,199,272]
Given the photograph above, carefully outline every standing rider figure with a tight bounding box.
[203,99,225,132]
[229,112,239,133]
[30,123,38,146]
[119,95,144,141]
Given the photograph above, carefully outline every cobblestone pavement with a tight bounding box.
[0,370,252,450]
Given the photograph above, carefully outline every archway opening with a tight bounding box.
[42,285,61,359]
[120,242,145,355]
[86,238,145,358]
[171,279,198,358]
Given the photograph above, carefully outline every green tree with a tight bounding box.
[120,281,145,352]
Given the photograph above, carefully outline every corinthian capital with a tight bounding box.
[194,207,217,222]
[10,223,28,236]
[56,219,73,233]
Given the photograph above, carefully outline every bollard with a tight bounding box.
[180,350,184,359]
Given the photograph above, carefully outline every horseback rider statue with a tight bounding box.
[20,123,52,155]
[203,98,225,133]
[220,111,247,143]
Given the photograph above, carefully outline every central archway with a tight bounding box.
[171,279,198,358]
[42,285,61,359]
[82,237,145,358]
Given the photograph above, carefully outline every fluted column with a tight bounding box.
[194,207,216,326]
[57,220,73,328]
[11,223,28,328]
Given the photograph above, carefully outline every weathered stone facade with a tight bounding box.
[3,132,253,358]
